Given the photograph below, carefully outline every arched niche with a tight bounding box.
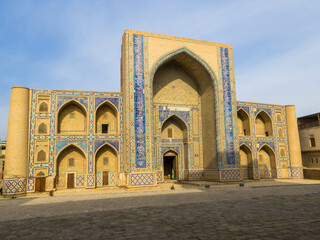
[237,109,251,136]
[95,144,117,186]
[37,150,46,162]
[57,101,87,134]
[258,145,277,179]
[161,115,188,176]
[95,101,118,134]
[239,144,253,179]
[38,123,48,134]
[255,111,273,137]
[152,49,218,169]
[278,127,284,138]
[161,115,188,140]
[39,102,49,112]
[56,145,86,189]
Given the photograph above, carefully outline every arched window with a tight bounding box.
[38,123,48,134]
[39,102,48,112]
[255,111,273,137]
[280,148,286,157]
[37,150,46,162]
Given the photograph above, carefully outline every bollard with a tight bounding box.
[205,184,210,188]
[239,182,244,187]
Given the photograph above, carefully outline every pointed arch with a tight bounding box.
[38,123,48,134]
[55,144,86,189]
[95,100,118,134]
[95,143,118,186]
[258,144,277,179]
[255,110,273,137]
[161,115,188,140]
[151,48,220,170]
[57,100,87,134]
[39,102,48,112]
[237,108,251,136]
[239,144,253,179]
[37,150,46,162]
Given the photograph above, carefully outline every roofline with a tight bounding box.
[124,29,233,48]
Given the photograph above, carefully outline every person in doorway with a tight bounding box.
[171,168,174,179]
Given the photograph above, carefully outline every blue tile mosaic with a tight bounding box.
[221,47,235,165]
[94,140,119,153]
[237,106,250,115]
[55,141,87,155]
[95,97,119,110]
[57,96,88,110]
[133,34,146,168]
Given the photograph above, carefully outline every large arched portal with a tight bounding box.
[255,111,273,137]
[258,145,277,179]
[153,50,217,173]
[56,145,86,189]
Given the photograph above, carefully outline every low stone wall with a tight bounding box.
[303,168,320,180]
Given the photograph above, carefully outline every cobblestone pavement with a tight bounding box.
[0,182,320,239]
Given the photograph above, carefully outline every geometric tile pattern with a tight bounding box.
[130,173,154,186]
[86,174,95,188]
[221,169,241,181]
[95,173,102,186]
[76,175,85,187]
[189,170,204,180]
[3,178,27,194]
[291,167,303,178]
[27,178,35,192]
[156,170,163,182]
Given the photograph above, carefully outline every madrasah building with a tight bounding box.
[3,30,303,195]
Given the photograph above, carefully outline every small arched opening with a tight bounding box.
[37,150,46,162]
[39,102,48,112]
[163,150,178,180]
[38,123,48,134]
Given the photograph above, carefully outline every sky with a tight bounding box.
[0,0,320,140]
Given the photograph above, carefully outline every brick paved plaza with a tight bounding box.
[0,180,319,239]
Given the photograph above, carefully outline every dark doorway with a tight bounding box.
[163,156,176,179]
[67,173,75,188]
[35,178,46,192]
[102,171,109,186]
[102,124,109,133]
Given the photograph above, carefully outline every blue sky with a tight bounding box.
[0,0,320,140]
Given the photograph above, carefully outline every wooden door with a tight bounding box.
[35,178,46,192]
[67,173,75,189]
[103,171,109,186]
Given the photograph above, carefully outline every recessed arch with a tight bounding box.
[152,48,220,170]
[239,144,253,179]
[258,144,277,179]
[237,109,251,136]
[161,115,188,140]
[162,149,178,180]
[95,100,118,134]
[95,143,118,187]
[39,102,48,112]
[37,150,46,162]
[38,123,48,134]
[55,144,86,189]
[57,100,87,134]
[255,110,273,137]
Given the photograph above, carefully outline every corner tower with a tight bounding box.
[3,87,30,195]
